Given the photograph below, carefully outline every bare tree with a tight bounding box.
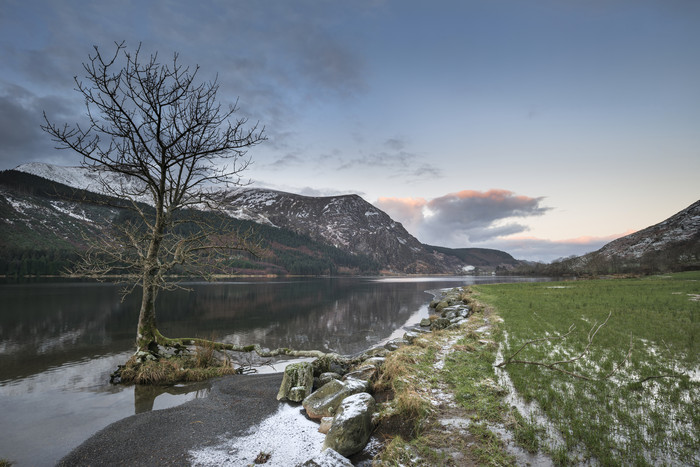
[42,42,267,355]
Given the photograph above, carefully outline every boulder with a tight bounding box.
[384,338,405,351]
[318,372,342,386]
[296,448,353,467]
[323,392,377,457]
[403,331,421,344]
[419,318,432,327]
[302,378,367,420]
[434,300,450,313]
[312,354,350,377]
[342,365,377,383]
[430,317,451,331]
[277,362,314,402]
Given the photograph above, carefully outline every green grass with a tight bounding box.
[376,312,519,466]
[473,271,700,465]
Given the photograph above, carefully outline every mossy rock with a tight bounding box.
[277,362,314,402]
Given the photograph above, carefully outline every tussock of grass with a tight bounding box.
[119,342,236,385]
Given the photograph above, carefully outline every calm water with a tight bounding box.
[0,276,544,466]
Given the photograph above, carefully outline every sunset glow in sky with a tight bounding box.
[1,0,698,261]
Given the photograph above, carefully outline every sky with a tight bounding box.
[1,0,698,262]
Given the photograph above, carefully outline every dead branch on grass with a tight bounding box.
[496,311,684,384]
[497,312,628,381]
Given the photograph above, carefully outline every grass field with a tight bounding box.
[473,272,700,465]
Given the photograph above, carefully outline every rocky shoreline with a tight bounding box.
[273,286,475,465]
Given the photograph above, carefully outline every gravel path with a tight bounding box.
[58,373,284,466]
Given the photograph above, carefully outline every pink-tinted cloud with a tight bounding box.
[375,196,427,231]
[482,230,636,262]
[375,189,550,246]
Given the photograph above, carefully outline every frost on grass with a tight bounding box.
[189,403,325,466]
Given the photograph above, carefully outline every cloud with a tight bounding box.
[0,1,371,170]
[376,189,550,246]
[374,189,632,261]
[267,154,306,170]
[480,231,634,263]
[0,83,82,167]
[333,136,443,181]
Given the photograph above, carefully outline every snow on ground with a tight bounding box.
[188,403,325,466]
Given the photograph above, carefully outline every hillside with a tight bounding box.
[575,199,700,273]
[425,245,519,270]
[515,199,700,275]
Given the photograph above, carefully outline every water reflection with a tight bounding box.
[134,382,211,413]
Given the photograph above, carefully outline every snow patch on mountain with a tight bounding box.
[16,162,106,193]
[15,162,152,204]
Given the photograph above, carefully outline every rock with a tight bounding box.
[361,346,389,358]
[434,300,449,312]
[296,448,353,467]
[318,372,342,386]
[344,377,370,392]
[403,331,421,343]
[384,338,405,351]
[419,318,432,327]
[343,365,377,383]
[312,355,350,377]
[323,392,377,457]
[302,378,367,420]
[430,317,451,331]
[277,362,314,402]
[319,416,333,434]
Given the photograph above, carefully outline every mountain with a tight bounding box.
[425,245,520,270]
[516,200,700,275]
[575,200,700,273]
[222,189,462,274]
[2,163,516,275]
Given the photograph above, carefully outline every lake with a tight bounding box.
[0,276,544,466]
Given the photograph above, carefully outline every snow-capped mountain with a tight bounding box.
[224,188,456,273]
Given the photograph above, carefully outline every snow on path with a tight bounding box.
[188,403,325,466]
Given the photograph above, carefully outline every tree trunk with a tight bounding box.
[136,281,159,353]
[136,202,165,354]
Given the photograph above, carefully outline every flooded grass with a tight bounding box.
[473,271,700,465]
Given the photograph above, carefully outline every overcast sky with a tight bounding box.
[1,0,698,262]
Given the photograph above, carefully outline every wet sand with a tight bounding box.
[58,373,284,466]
